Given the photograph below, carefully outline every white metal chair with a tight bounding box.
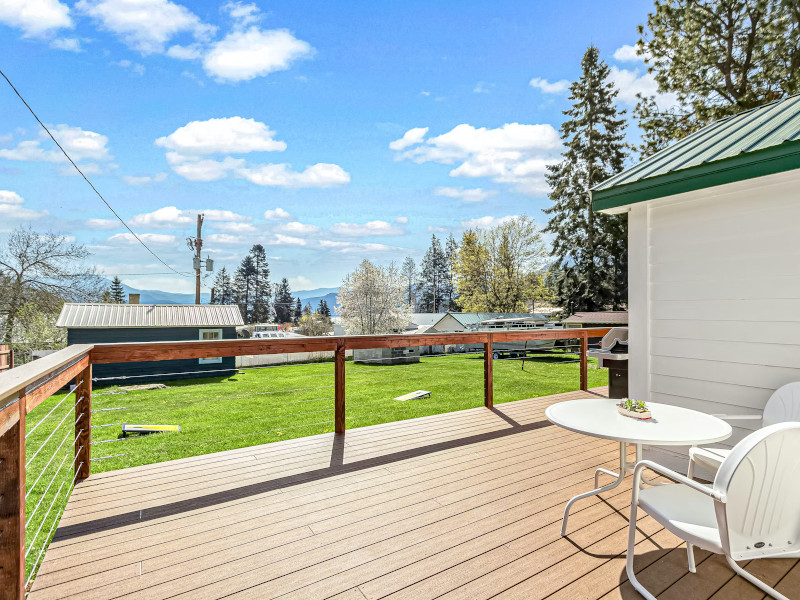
[688,381,800,479]
[626,422,800,600]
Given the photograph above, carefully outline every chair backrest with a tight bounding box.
[713,422,800,561]
[763,382,800,427]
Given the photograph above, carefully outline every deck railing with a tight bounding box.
[0,327,609,599]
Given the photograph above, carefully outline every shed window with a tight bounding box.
[199,329,222,364]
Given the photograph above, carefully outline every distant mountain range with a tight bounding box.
[113,282,339,314]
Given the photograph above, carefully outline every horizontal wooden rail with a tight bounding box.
[89,328,612,364]
[0,326,613,600]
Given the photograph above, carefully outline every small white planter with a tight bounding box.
[617,404,651,420]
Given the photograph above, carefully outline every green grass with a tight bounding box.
[22,351,605,583]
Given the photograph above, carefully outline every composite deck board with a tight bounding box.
[28,387,799,600]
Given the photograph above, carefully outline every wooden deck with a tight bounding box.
[29,388,799,600]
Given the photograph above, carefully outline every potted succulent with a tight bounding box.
[617,398,651,420]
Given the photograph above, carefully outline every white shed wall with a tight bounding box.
[627,170,800,473]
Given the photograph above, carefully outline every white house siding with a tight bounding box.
[627,170,800,472]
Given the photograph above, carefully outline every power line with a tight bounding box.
[0,67,191,278]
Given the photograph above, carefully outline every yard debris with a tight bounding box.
[118,383,169,392]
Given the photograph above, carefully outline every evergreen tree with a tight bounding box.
[303,302,313,317]
[109,276,125,303]
[274,278,294,323]
[317,299,331,317]
[444,234,459,311]
[211,266,235,305]
[400,257,418,311]
[419,235,448,313]
[635,0,800,156]
[293,297,303,324]
[249,244,271,323]
[234,255,257,323]
[544,46,628,313]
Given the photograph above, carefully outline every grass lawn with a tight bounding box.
[22,351,605,581]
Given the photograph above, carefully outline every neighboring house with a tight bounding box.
[591,93,800,472]
[562,311,628,328]
[56,303,244,384]
[429,312,546,333]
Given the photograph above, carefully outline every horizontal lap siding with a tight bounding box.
[68,327,237,384]
[647,174,800,449]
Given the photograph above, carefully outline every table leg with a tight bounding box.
[561,442,626,536]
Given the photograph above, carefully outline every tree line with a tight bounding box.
[209,243,332,329]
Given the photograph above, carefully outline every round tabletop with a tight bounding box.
[545,398,732,446]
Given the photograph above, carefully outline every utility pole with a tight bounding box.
[187,213,204,305]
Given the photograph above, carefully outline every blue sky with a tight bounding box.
[0,0,667,294]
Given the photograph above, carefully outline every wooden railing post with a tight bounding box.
[579,332,588,391]
[334,341,346,434]
[75,365,91,480]
[484,335,493,409]
[0,391,25,600]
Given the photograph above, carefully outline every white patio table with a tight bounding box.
[545,398,731,536]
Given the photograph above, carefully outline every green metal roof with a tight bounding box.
[592,94,800,211]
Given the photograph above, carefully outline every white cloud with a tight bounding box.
[76,0,215,55]
[473,81,492,94]
[51,37,82,51]
[156,117,286,155]
[0,0,71,37]
[166,43,203,60]
[112,59,145,75]
[0,190,24,204]
[165,154,245,181]
[318,241,397,254]
[84,218,118,229]
[289,275,313,290]
[108,232,176,244]
[158,119,348,187]
[277,221,320,235]
[529,77,570,94]
[330,220,405,237]
[389,127,429,151]
[0,125,114,174]
[264,208,291,220]
[610,66,678,107]
[238,162,350,188]
[613,44,651,63]
[0,190,48,221]
[393,122,561,196]
[268,234,306,246]
[460,215,517,229]
[434,186,496,202]
[130,206,193,228]
[128,206,251,229]
[395,216,408,224]
[0,204,49,219]
[223,1,262,27]
[203,27,313,82]
[427,225,449,233]
[203,209,250,222]
[205,233,241,244]
[122,172,167,185]
[211,221,256,233]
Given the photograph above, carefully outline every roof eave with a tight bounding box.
[592,139,800,213]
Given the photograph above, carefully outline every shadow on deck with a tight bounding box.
[30,387,799,600]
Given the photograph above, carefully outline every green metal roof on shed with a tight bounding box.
[56,303,244,328]
[591,94,800,211]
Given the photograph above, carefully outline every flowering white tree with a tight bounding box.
[337,259,409,335]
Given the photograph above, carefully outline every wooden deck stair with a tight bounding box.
[29,387,799,600]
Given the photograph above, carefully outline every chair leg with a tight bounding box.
[687,456,695,480]
[725,555,791,600]
[686,543,696,573]
[626,503,657,600]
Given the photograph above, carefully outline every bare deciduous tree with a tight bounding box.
[337,260,409,335]
[0,227,105,343]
